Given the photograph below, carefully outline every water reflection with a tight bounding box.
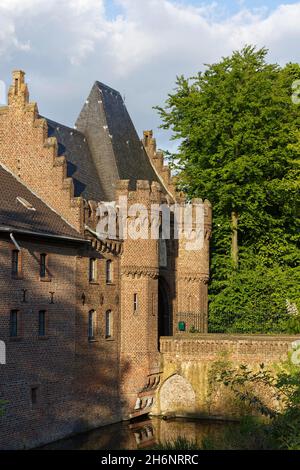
[40,417,234,450]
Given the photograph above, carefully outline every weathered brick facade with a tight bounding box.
[154,335,300,419]
[0,71,211,449]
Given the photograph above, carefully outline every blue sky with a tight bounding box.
[179,0,298,10]
[106,0,300,18]
[0,0,300,150]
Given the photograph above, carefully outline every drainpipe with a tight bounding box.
[10,233,21,251]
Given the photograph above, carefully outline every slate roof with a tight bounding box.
[0,164,85,241]
[75,82,160,201]
[40,81,162,203]
[45,118,106,201]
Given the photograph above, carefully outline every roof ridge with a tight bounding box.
[95,81,122,97]
[0,162,81,234]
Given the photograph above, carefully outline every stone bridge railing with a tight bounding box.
[151,334,300,419]
[160,334,298,362]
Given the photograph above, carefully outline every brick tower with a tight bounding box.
[116,179,162,418]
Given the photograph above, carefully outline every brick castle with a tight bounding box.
[0,71,211,449]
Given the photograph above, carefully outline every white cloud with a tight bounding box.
[0,0,300,148]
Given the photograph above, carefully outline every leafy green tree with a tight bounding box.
[156,46,300,333]
[216,352,300,450]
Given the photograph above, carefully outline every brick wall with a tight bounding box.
[0,235,123,449]
[153,334,300,419]
[0,236,78,449]
[73,244,122,429]
[0,71,83,231]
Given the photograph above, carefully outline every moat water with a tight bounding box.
[41,417,236,450]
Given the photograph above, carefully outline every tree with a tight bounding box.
[216,351,300,450]
[156,46,300,333]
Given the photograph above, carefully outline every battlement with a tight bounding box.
[115,179,163,205]
[142,130,178,200]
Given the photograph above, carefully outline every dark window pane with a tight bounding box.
[88,310,94,340]
[40,254,46,278]
[10,310,18,337]
[31,387,38,405]
[39,311,46,336]
[12,250,19,276]
[134,294,138,313]
[105,310,112,338]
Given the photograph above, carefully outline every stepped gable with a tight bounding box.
[0,164,84,240]
[76,81,161,201]
[44,117,106,202]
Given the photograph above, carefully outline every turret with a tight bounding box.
[175,198,212,333]
[117,179,162,417]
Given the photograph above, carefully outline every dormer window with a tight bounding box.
[16,197,36,211]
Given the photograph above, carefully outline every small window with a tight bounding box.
[40,254,47,278]
[89,258,97,282]
[106,260,112,284]
[11,250,20,277]
[105,310,113,338]
[10,310,19,337]
[38,310,46,337]
[31,387,38,406]
[133,294,138,314]
[16,196,36,211]
[88,310,95,340]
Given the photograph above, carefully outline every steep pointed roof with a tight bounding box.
[75,82,160,201]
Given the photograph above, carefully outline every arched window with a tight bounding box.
[88,310,95,340]
[106,260,113,284]
[105,310,113,339]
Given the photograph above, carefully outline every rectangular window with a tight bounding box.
[106,260,112,284]
[133,294,138,314]
[31,387,38,406]
[10,310,19,337]
[38,310,46,337]
[105,310,113,338]
[40,254,47,278]
[89,258,97,282]
[11,250,19,277]
[88,310,95,340]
